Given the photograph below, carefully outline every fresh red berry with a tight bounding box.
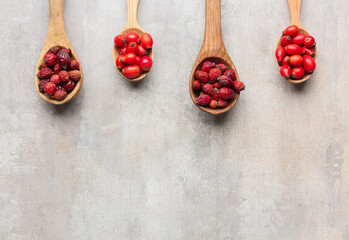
[232,81,245,93]
[303,46,315,57]
[126,42,138,54]
[122,53,138,65]
[218,87,235,100]
[50,74,61,85]
[280,35,292,46]
[70,60,80,70]
[195,70,209,83]
[123,65,141,79]
[292,33,306,46]
[280,65,292,79]
[196,94,211,106]
[275,45,285,63]
[283,25,299,37]
[303,55,316,73]
[119,46,127,55]
[208,68,222,82]
[116,55,125,70]
[44,53,57,66]
[304,36,315,48]
[44,82,56,96]
[137,45,147,57]
[114,34,127,48]
[63,80,76,92]
[126,32,140,44]
[139,56,153,72]
[140,33,153,50]
[53,89,67,100]
[201,61,215,72]
[59,70,69,83]
[291,67,305,80]
[192,80,201,91]
[37,67,53,79]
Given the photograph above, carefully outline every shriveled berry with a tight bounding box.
[201,61,215,72]
[50,74,61,85]
[44,82,56,96]
[57,50,71,70]
[47,46,60,55]
[56,85,63,91]
[212,82,221,89]
[223,70,236,80]
[62,48,71,55]
[192,80,201,91]
[209,68,222,82]
[53,89,67,100]
[70,60,80,70]
[196,94,212,106]
[217,75,233,87]
[217,99,228,108]
[216,64,227,72]
[202,83,215,96]
[232,81,245,93]
[38,62,47,70]
[218,87,235,100]
[195,70,209,83]
[37,67,53,79]
[59,70,69,83]
[63,80,75,92]
[209,100,218,109]
[212,91,220,100]
[44,53,57,66]
[69,70,81,81]
[53,63,62,74]
[38,79,49,93]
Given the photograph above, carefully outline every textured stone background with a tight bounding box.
[0,0,348,239]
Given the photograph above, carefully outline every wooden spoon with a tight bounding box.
[35,0,83,105]
[113,0,154,82]
[276,0,317,84]
[189,0,240,115]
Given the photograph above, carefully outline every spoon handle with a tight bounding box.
[126,0,140,28]
[287,0,303,28]
[47,0,68,45]
[202,0,224,53]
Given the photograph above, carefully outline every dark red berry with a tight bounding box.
[44,53,57,66]
[50,74,61,85]
[63,80,76,92]
[47,46,60,55]
[53,90,67,100]
[70,60,80,70]
[44,82,56,96]
[38,79,49,93]
[56,50,71,70]
[53,63,62,74]
[37,67,53,79]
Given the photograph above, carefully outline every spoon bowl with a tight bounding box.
[35,0,83,105]
[276,0,317,84]
[112,0,153,82]
[189,0,239,115]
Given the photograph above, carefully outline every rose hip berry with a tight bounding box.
[44,53,57,66]
[44,82,56,96]
[276,25,316,81]
[193,60,244,110]
[114,32,153,78]
[63,80,76,92]
[37,46,81,101]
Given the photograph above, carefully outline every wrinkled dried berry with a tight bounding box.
[62,48,71,55]
[217,75,233,87]
[37,67,53,79]
[195,70,209,83]
[57,50,71,70]
[63,80,76,92]
[38,79,49,93]
[69,70,81,81]
[38,62,47,70]
[192,80,201,91]
[44,53,57,66]
[47,46,60,55]
[70,60,80,70]
[202,83,215,96]
[218,87,235,100]
[53,89,67,100]
[53,63,62,74]
[201,61,215,72]
[208,68,222,82]
[216,64,227,72]
[50,74,61,85]
[223,70,236,80]
[44,82,56,96]
[59,70,69,83]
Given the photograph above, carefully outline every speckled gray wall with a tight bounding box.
[0,0,348,239]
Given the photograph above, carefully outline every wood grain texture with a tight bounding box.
[189,0,240,115]
[35,0,83,105]
[276,0,317,84]
[112,0,154,82]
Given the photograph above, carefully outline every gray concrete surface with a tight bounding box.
[0,0,348,239]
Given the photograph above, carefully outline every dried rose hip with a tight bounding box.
[44,82,56,96]
[37,67,53,79]
[53,89,67,100]
[50,74,61,85]
[70,60,80,70]
[38,62,47,70]
[59,70,69,83]
[63,80,75,92]
[62,48,71,55]
[69,70,81,81]
[56,50,71,70]
[47,46,60,55]
[53,63,62,74]
[38,79,49,93]
[44,53,57,66]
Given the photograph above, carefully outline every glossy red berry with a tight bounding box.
[192,80,201,91]
[63,80,76,92]
[114,34,127,48]
[140,33,153,50]
[126,32,140,44]
[139,56,152,72]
